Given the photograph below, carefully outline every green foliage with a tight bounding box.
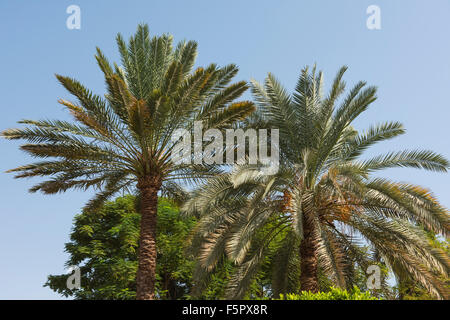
[45,195,195,300]
[277,287,379,300]
[252,286,379,300]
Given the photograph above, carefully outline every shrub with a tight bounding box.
[277,287,379,300]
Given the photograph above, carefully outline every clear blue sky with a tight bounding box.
[0,0,449,299]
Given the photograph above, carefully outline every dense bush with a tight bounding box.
[250,287,379,300]
[278,287,379,300]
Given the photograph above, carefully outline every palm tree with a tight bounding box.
[1,24,255,300]
[182,65,450,299]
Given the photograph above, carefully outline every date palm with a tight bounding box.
[1,24,254,300]
[183,66,450,299]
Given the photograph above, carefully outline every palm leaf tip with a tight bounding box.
[364,150,450,172]
[1,128,20,140]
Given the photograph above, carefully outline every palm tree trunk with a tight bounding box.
[299,214,319,293]
[136,175,161,300]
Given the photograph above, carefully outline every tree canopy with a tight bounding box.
[45,196,195,299]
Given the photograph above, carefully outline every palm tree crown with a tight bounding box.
[183,65,450,299]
